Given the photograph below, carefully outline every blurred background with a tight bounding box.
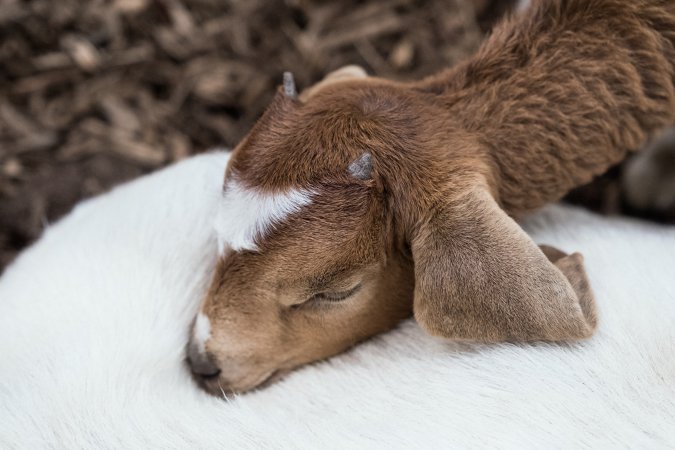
[0,0,672,272]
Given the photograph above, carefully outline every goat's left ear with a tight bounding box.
[299,65,368,101]
[410,186,597,342]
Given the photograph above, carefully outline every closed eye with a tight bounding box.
[307,283,362,304]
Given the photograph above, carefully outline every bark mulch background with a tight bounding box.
[0,0,641,272]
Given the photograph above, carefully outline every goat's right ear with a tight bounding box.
[299,65,368,101]
[409,186,597,343]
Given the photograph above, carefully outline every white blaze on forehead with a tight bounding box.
[193,312,212,352]
[214,177,314,252]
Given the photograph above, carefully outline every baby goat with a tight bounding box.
[187,0,675,394]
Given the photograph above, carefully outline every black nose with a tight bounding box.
[187,344,221,379]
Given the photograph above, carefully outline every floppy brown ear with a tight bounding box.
[410,187,597,342]
[299,65,367,101]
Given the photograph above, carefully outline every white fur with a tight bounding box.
[215,178,313,252]
[1,151,675,448]
[193,312,211,352]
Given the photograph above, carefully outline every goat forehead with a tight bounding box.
[214,177,314,253]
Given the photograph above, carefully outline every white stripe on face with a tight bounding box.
[193,312,212,353]
[214,178,314,253]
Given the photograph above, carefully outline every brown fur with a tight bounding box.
[192,0,675,394]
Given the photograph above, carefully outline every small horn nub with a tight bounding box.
[283,71,297,98]
[348,152,373,180]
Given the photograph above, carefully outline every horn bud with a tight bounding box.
[283,72,298,99]
[348,152,373,180]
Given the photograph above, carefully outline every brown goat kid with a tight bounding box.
[188,0,675,395]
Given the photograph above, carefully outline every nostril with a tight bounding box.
[187,345,221,379]
[191,360,221,379]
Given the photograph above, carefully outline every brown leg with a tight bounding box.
[539,245,597,331]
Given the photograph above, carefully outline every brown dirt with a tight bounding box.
[0,0,654,273]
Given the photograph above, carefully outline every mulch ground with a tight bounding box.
[0,0,641,272]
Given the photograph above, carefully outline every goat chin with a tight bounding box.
[1,151,675,448]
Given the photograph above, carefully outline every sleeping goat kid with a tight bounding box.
[188,0,675,394]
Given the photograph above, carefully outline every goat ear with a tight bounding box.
[410,187,597,342]
[299,65,368,101]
